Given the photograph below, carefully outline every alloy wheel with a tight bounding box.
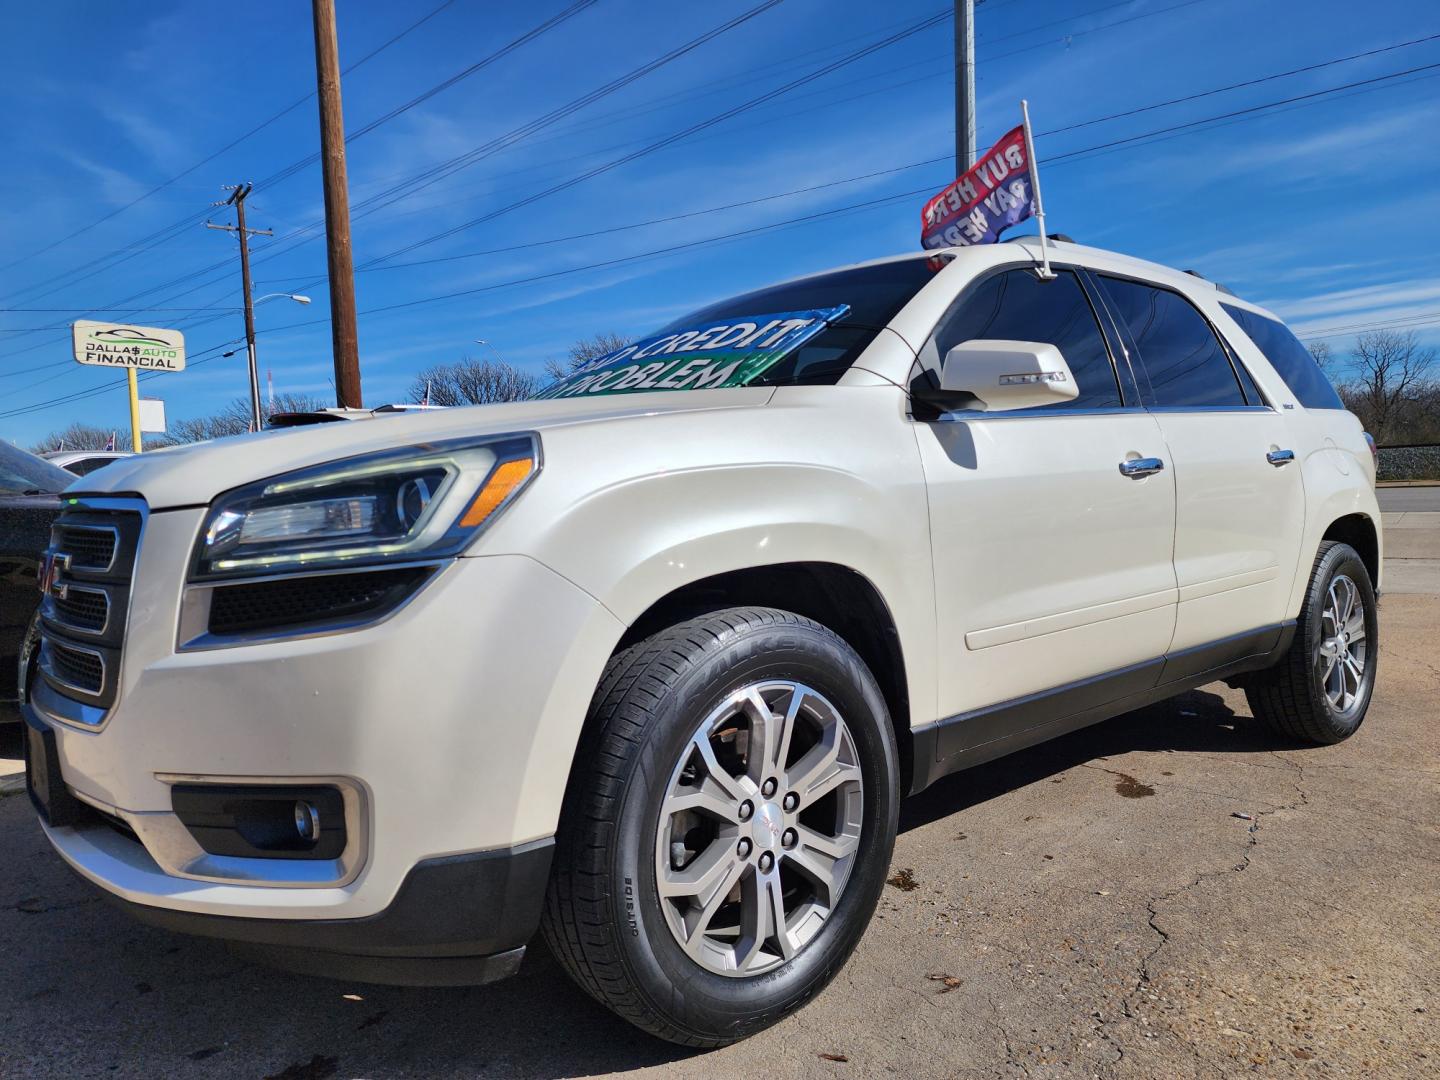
[654,680,864,977]
[1317,573,1368,718]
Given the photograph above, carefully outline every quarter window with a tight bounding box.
[1222,304,1344,410]
[1100,277,1246,407]
[930,269,1123,410]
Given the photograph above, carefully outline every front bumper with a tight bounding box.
[106,838,555,986]
[27,504,625,979]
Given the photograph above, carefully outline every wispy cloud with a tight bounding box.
[57,151,147,206]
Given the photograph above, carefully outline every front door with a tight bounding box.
[914,267,1179,754]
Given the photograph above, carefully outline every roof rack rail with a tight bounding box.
[1004,232,1075,244]
[1184,269,1237,297]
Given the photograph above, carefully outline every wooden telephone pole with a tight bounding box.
[312,0,363,409]
[207,183,273,432]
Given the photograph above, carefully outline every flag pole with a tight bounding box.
[1020,99,1055,280]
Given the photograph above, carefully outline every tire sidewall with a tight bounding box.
[608,617,899,1043]
[1303,543,1379,737]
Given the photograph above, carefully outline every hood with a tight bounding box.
[70,387,774,509]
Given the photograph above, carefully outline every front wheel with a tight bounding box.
[541,607,899,1046]
[1246,541,1379,744]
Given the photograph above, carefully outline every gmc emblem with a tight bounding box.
[37,551,71,600]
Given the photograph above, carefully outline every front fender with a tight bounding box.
[473,387,937,733]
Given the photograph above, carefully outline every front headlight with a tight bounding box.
[191,433,540,580]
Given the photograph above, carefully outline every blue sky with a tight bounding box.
[3,0,1438,446]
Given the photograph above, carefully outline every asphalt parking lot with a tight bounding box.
[2,558,1435,1078]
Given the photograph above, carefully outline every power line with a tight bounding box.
[1043,59,1440,165]
[1298,310,1440,340]
[0,0,460,278]
[350,9,951,270]
[1036,30,1440,138]
[0,0,594,307]
[8,27,1440,413]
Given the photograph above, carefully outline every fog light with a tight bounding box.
[294,800,321,842]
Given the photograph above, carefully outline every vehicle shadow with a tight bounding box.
[900,686,1282,835]
[0,687,1291,1079]
[0,723,22,759]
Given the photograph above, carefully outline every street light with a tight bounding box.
[474,338,506,364]
[258,293,312,306]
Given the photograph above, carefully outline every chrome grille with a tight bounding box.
[46,641,105,695]
[38,502,144,717]
[51,587,108,633]
[55,524,117,571]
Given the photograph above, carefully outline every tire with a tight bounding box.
[1246,541,1379,745]
[541,607,900,1047]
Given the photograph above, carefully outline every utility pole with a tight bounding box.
[206,183,272,432]
[312,0,363,409]
[955,0,976,173]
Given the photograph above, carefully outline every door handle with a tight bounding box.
[1266,449,1295,466]
[1118,456,1165,478]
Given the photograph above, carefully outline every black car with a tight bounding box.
[0,442,70,724]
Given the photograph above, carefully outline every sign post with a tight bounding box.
[71,321,186,453]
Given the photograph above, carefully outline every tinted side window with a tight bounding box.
[932,269,1122,409]
[1100,277,1245,407]
[1223,304,1344,410]
[0,442,70,494]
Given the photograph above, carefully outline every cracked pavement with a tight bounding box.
[1,592,1436,1079]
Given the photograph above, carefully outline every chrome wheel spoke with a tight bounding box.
[736,871,791,970]
[1344,611,1366,643]
[662,777,739,822]
[785,825,858,905]
[662,839,740,900]
[690,733,752,806]
[684,858,748,948]
[788,743,862,805]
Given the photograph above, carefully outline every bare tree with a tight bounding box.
[1307,341,1335,372]
[160,392,330,445]
[543,332,632,381]
[1337,330,1437,444]
[407,358,540,406]
[31,422,118,453]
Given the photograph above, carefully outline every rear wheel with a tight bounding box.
[1246,541,1378,744]
[542,607,899,1046]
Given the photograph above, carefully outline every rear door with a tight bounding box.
[914,266,1178,739]
[1093,274,1306,661]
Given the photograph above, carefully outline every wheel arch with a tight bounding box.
[1321,513,1381,587]
[612,562,916,796]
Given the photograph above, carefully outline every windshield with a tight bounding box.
[538,255,949,398]
[0,441,72,495]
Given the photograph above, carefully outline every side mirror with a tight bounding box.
[939,339,1079,411]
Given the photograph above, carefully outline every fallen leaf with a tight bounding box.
[818,1052,849,1062]
[886,868,918,892]
[927,973,962,994]
[341,993,364,1002]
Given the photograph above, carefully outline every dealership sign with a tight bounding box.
[71,320,186,371]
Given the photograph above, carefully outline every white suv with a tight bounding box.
[24,239,1381,1046]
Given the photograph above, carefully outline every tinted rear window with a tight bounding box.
[664,256,950,386]
[1222,304,1344,410]
[1099,277,1246,407]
